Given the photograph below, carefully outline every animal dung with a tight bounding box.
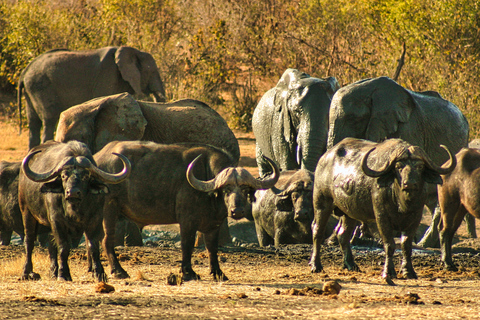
[95,282,115,293]
[322,281,342,295]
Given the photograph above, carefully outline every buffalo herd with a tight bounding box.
[2,47,479,284]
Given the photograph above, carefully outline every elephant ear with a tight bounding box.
[115,47,143,96]
[365,79,414,142]
[56,93,147,154]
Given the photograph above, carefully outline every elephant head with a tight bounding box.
[255,68,339,174]
[327,77,415,149]
[115,46,166,102]
[55,93,147,154]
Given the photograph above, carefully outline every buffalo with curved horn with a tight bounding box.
[95,141,279,281]
[19,141,130,282]
[310,138,455,282]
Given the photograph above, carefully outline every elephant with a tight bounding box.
[18,46,166,149]
[54,92,240,163]
[327,76,470,247]
[252,68,340,177]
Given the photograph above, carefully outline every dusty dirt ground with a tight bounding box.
[0,115,479,319]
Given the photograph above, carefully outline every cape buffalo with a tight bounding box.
[19,141,130,281]
[252,169,314,247]
[438,148,480,271]
[94,141,279,281]
[0,161,23,245]
[310,138,455,280]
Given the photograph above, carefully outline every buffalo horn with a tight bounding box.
[22,151,73,182]
[361,147,397,178]
[250,156,280,189]
[186,155,216,192]
[414,145,456,175]
[88,153,131,184]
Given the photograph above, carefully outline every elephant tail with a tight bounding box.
[17,79,24,135]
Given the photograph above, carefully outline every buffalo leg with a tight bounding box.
[50,223,72,281]
[255,222,273,247]
[337,215,360,271]
[102,203,129,279]
[21,212,40,280]
[440,205,467,271]
[310,196,334,273]
[400,232,417,279]
[0,228,12,246]
[46,234,59,279]
[179,223,200,281]
[85,233,106,282]
[204,228,228,281]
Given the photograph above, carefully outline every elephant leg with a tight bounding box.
[418,203,441,248]
[255,144,270,178]
[25,101,42,149]
[41,117,58,144]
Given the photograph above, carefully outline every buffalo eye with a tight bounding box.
[395,162,405,170]
[291,191,299,201]
[415,163,425,171]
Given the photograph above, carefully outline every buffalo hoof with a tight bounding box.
[21,272,41,281]
[401,270,418,279]
[182,271,201,282]
[443,263,458,272]
[384,275,396,286]
[212,271,228,282]
[95,272,108,283]
[344,263,360,272]
[112,269,130,279]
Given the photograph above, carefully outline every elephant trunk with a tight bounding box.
[297,122,328,172]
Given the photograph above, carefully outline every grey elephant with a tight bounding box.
[252,68,340,177]
[327,76,470,247]
[18,46,166,149]
[54,92,240,162]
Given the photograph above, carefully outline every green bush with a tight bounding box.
[0,0,478,135]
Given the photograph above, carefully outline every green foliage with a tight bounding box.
[0,0,479,135]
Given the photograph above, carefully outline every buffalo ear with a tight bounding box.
[89,181,110,195]
[115,46,142,96]
[423,170,443,185]
[275,194,293,212]
[40,180,63,193]
[376,172,395,188]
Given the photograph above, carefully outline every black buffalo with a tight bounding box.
[252,169,314,247]
[19,141,130,281]
[0,161,23,245]
[94,141,279,281]
[310,138,455,280]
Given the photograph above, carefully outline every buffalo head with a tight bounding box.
[362,143,456,199]
[22,150,131,212]
[187,156,280,219]
[272,170,314,221]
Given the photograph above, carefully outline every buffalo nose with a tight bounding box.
[230,208,245,219]
[66,188,82,199]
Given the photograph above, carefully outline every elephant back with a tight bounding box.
[139,99,240,164]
